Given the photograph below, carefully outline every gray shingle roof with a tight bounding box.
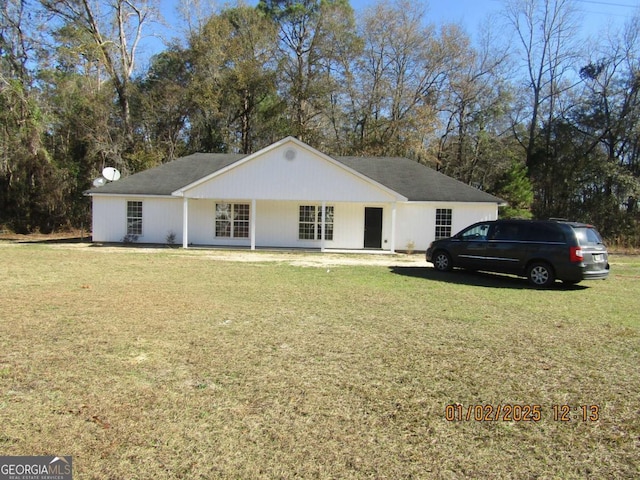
[86,153,244,196]
[337,156,502,203]
[86,152,502,203]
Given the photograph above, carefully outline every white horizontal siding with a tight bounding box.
[92,196,124,242]
[254,202,396,250]
[188,199,252,247]
[254,201,369,249]
[183,146,401,203]
[333,203,367,249]
[92,196,182,244]
[395,202,498,251]
[92,196,498,251]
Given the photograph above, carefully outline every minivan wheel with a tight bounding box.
[432,251,452,272]
[527,262,555,287]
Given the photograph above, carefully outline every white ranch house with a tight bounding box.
[87,137,503,252]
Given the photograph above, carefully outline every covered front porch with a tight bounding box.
[179,198,399,252]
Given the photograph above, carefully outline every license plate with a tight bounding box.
[592,254,604,263]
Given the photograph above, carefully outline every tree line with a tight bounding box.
[1,0,639,245]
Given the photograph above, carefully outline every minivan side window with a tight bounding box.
[522,224,565,243]
[460,224,490,241]
[491,223,521,241]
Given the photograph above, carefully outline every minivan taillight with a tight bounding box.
[570,246,584,262]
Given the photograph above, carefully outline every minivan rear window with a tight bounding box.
[573,227,603,246]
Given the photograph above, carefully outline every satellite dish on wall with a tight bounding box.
[93,177,107,187]
[92,166,121,188]
[102,167,121,181]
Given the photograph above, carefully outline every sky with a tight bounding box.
[400,0,638,37]
[142,0,640,63]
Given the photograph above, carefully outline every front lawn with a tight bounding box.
[1,244,638,478]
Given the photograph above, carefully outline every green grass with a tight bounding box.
[1,244,639,479]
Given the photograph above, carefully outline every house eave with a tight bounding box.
[85,192,174,199]
[404,199,505,204]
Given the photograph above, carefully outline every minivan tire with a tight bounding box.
[527,261,555,287]
[432,250,453,272]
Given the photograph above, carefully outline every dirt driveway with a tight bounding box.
[1,235,428,268]
[102,245,427,268]
[184,248,428,268]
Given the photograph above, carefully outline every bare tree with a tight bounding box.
[41,0,159,150]
[437,23,512,186]
[504,0,580,165]
[1,0,70,232]
[258,0,359,145]
[1,0,49,170]
[176,0,217,41]
[346,0,453,159]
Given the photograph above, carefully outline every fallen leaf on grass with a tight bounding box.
[89,415,111,429]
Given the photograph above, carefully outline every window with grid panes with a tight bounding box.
[126,201,143,236]
[299,205,334,240]
[215,203,250,238]
[435,208,452,239]
[233,203,250,238]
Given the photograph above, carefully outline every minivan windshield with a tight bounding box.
[573,227,603,246]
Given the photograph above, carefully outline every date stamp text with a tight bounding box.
[445,404,600,422]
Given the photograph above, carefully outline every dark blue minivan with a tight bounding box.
[426,220,610,287]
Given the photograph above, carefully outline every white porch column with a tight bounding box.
[250,199,256,251]
[320,201,326,252]
[182,197,189,249]
[390,202,397,253]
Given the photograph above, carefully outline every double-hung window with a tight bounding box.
[435,208,452,239]
[216,203,250,238]
[126,201,143,236]
[299,205,334,240]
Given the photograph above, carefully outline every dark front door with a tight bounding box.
[364,207,383,249]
